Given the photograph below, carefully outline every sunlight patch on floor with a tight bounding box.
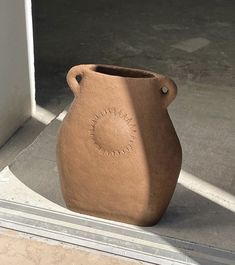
[32,105,56,125]
[179,170,235,212]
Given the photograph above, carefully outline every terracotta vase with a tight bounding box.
[57,64,182,226]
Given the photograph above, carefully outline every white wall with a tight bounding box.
[0,0,35,147]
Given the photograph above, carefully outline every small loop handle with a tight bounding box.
[158,76,177,108]
[66,66,83,94]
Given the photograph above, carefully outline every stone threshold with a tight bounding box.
[0,198,234,265]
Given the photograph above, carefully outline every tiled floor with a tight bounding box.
[0,228,146,265]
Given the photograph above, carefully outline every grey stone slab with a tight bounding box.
[8,80,235,255]
[9,119,65,208]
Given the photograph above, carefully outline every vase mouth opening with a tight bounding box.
[91,65,156,79]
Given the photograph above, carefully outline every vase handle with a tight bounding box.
[66,66,83,94]
[158,76,177,108]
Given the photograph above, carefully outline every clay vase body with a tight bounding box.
[57,64,182,226]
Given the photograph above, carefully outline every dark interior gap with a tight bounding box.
[94,66,155,78]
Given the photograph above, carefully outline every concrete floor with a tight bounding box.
[0,0,235,264]
[32,0,235,110]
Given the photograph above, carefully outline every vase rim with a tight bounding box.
[84,64,157,80]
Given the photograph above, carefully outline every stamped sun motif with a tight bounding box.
[89,108,137,156]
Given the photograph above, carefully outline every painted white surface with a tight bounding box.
[0,0,35,147]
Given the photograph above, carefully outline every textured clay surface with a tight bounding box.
[57,64,182,226]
